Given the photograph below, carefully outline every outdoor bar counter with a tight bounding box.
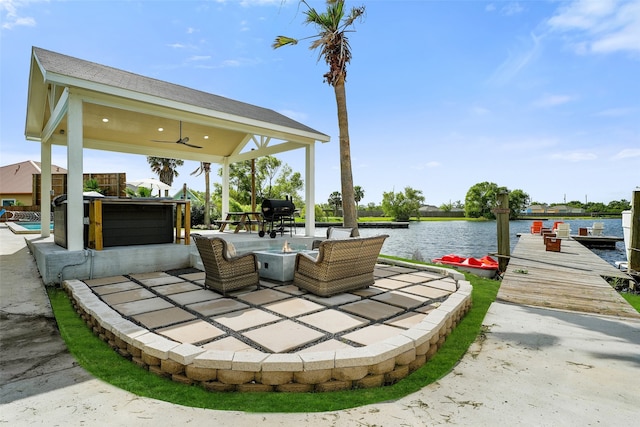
[53,196,190,249]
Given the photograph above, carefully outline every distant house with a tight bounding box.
[525,204,548,214]
[0,161,67,206]
[419,204,441,214]
[547,204,585,214]
[172,188,203,203]
[524,204,585,214]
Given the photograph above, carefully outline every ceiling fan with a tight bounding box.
[152,121,202,149]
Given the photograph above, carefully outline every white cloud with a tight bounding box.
[426,161,441,168]
[488,32,543,85]
[188,55,211,62]
[547,0,640,55]
[550,151,598,162]
[1,0,38,30]
[611,148,640,159]
[500,137,558,151]
[594,107,636,116]
[470,106,490,115]
[278,109,308,122]
[533,94,575,108]
[502,2,525,16]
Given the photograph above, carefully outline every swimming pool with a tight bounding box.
[6,221,54,234]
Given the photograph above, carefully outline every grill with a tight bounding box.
[259,198,296,238]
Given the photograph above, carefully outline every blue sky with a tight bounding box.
[1,0,639,206]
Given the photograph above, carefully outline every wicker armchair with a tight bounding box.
[294,235,388,297]
[192,234,259,295]
[311,226,357,249]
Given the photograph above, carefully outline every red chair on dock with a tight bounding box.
[530,221,543,234]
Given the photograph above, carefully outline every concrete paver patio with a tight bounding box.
[81,263,457,355]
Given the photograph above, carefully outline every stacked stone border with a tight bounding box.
[62,262,472,392]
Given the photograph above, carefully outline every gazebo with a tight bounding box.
[25,47,330,251]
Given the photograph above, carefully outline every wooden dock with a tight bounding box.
[498,234,639,319]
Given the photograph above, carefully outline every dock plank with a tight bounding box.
[498,234,639,318]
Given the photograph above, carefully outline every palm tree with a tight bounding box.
[146,157,184,196]
[273,0,365,236]
[191,162,212,228]
[328,191,342,217]
[354,185,364,218]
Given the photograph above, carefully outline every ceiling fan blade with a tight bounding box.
[179,141,203,149]
[151,139,175,143]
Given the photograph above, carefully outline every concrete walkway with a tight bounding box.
[1,225,639,426]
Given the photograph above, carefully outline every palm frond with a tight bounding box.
[272,36,299,49]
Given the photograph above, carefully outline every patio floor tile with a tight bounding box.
[413,270,448,281]
[156,319,224,344]
[129,272,169,280]
[297,309,368,334]
[84,275,130,287]
[264,297,324,317]
[202,336,256,352]
[415,304,439,314]
[236,288,291,305]
[366,277,409,290]
[137,276,185,287]
[382,266,419,274]
[340,300,404,321]
[424,278,458,292]
[304,292,361,306]
[342,324,405,346]
[300,339,354,353]
[350,286,386,297]
[112,297,175,316]
[392,273,429,284]
[401,284,452,299]
[179,271,206,281]
[373,267,401,278]
[154,282,203,296]
[168,289,221,305]
[242,320,325,353]
[187,298,249,317]
[274,284,307,295]
[212,308,281,331]
[385,312,427,329]
[371,290,428,309]
[132,307,197,329]
[91,281,142,296]
[100,288,156,305]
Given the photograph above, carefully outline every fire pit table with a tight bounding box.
[253,249,318,282]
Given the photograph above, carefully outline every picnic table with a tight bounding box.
[217,212,262,233]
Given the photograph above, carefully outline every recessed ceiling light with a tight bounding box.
[158,127,164,132]
[204,135,209,139]
[102,118,109,123]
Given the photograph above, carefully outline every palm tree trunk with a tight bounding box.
[333,76,359,236]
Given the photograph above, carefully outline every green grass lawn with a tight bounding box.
[49,269,500,413]
[621,292,640,312]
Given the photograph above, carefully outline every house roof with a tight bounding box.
[0,160,67,194]
[25,47,330,164]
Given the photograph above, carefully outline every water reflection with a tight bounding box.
[354,218,625,267]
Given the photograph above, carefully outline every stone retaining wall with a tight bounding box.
[63,278,472,392]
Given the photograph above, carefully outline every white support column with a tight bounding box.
[221,157,230,216]
[66,94,84,251]
[40,141,52,238]
[305,143,316,237]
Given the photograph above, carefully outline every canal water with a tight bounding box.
[354,218,626,268]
